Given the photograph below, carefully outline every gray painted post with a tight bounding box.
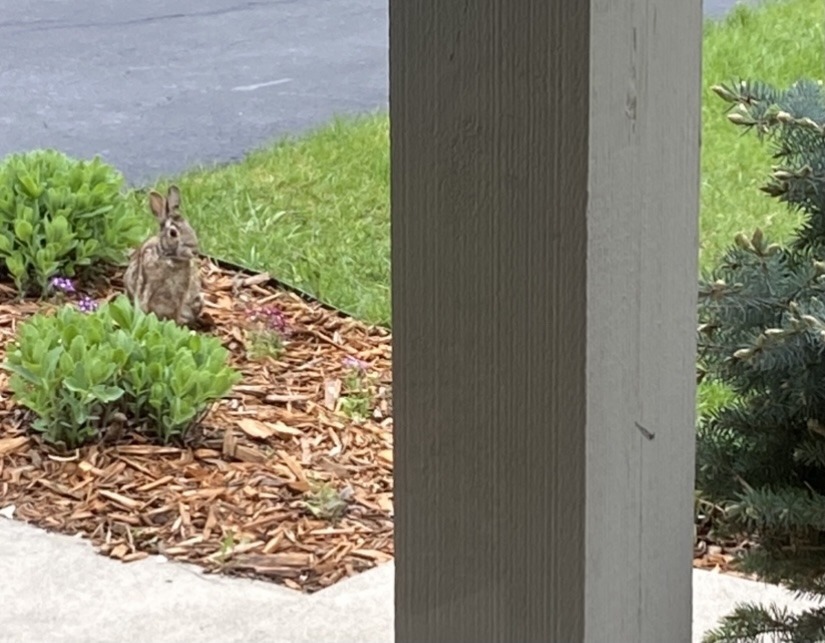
[391,0,701,640]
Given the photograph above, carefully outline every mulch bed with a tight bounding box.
[693,507,759,581]
[0,257,394,593]
[0,254,760,591]
[693,543,757,580]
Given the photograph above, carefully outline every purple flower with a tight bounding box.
[342,355,368,372]
[50,276,76,293]
[250,304,288,334]
[77,296,98,313]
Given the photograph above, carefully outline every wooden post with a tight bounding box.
[390,0,701,640]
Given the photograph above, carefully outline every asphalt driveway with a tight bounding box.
[0,0,764,185]
[0,0,388,185]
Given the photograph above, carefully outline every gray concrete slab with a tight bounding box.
[1,515,820,643]
[693,568,823,642]
[0,516,392,643]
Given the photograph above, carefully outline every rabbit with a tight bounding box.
[122,185,204,327]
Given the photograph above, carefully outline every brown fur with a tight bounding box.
[123,185,203,326]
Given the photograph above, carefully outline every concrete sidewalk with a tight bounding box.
[0,517,819,642]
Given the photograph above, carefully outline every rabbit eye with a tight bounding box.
[169,227,179,238]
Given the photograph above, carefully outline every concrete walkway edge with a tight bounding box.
[1,516,821,643]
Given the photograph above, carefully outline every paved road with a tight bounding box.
[0,0,758,186]
[0,0,388,185]
[705,0,763,18]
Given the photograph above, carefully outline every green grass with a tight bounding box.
[132,111,390,326]
[125,0,821,362]
[700,0,823,268]
[698,0,823,414]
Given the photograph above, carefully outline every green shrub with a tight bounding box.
[697,78,825,642]
[3,295,241,449]
[0,149,145,296]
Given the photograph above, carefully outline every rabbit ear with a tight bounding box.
[148,190,167,220]
[166,185,181,212]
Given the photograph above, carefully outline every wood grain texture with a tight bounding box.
[586,0,700,640]
[391,0,699,640]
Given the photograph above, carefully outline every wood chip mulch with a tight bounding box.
[0,257,394,593]
[0,255,762,590]
[693,509,759,581]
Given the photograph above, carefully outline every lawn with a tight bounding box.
[700,0,823,267]
[131,111,391,327]
[125,0,822,359]
[698,0,823,414]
